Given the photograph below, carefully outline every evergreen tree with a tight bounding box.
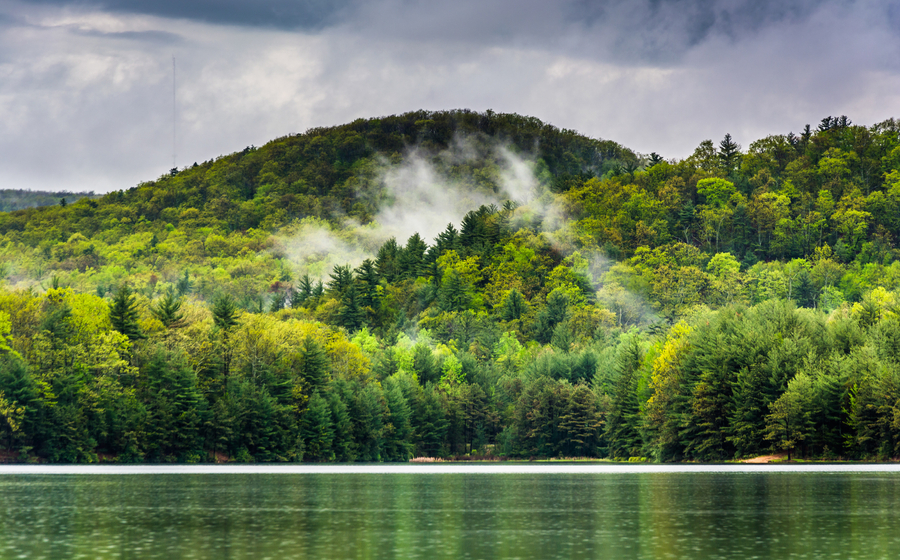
[293,275,313,307]
[431,223,461,259]
[355,259,380,310]
[110,284,143,340]
[211,293,239,381]
[438,269,470,312]
[376,238,399,282]
[412,344,439,385]
[500,289,528,321]
[328,264,353,297]
[211,294,239,332]
[535,290,569,344]
[604,335,644,458]
[150,290,185,329]
[143,347,205,461]
[382,379,413,460]
[398,233,428,279]
[0,354,39,451]
[718,133,741,173]
[328,388,356,462]
[413,386,448,457]
[298,336,330,394]
[301,392,334,461]
[336,282,365,332]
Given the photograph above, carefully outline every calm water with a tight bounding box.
[2,465,900,559]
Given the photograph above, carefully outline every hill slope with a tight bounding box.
[0,110,899,464]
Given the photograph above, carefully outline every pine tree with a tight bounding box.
[144,348,204,461]
[327,264,352,297]
[336,282,365,332]
[500,289,528,321]
[376,238,399,282]
[432,223,460,257]
[293,274,313,307]
[110,284,143,340]
[397,233,428,279]
[535,290,569,344]
[298,336,330,394]
[718,133,741,173]
[355,259,380,311]
[211,294,239,380]
[151,290,185,329]
[328,388,356,462]
[438,269,470,312]
[604,335,644,458]
[301,392,334,461]
[0,354,39,451]
[211,294,238,332]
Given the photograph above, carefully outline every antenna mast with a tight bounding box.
[172,55,177,170]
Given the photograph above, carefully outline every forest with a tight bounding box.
[1,109,899,463]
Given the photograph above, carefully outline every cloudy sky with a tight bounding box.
[1,0,899,193]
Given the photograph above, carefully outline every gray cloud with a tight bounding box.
[71,27,183,43]
[0,0,898,192]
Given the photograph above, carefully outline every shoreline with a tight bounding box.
[3,462,900,475]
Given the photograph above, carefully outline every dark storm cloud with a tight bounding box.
[562,0,827,63]
[337,0,893,66]
[21,0,353,29]
[14,0,898,68]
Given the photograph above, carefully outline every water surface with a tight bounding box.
[2,465,899,559]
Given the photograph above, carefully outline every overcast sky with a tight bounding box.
[1,0,899,193]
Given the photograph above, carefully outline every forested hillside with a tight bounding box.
[1,109,899,463]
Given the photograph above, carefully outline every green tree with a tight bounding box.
[151,290,185,329]
[110,285,143,340]
[298,336,330,394]
[718,133,741,174]
[765,373,814,460]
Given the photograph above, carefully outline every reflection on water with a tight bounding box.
[1,469,899,559]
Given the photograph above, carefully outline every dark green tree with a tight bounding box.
[298,336,330,394]
[328,264,353,297]
[336,282,365,332]
[110,285,143,340]
[151,290,185,329]
[718,133,741,173]
[500,289,528,321]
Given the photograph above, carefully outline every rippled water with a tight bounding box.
[2,465,899,559]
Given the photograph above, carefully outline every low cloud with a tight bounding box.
[275,138,544,281]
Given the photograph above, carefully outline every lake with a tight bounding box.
[1,464,899,559]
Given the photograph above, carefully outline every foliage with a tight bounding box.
[0,110,899,461]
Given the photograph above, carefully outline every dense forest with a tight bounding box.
[1,109,899,463]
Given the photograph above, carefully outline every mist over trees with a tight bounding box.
[1,109,899,463]
[0,190,99,213]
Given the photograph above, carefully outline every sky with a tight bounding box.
[1,0,899,193]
